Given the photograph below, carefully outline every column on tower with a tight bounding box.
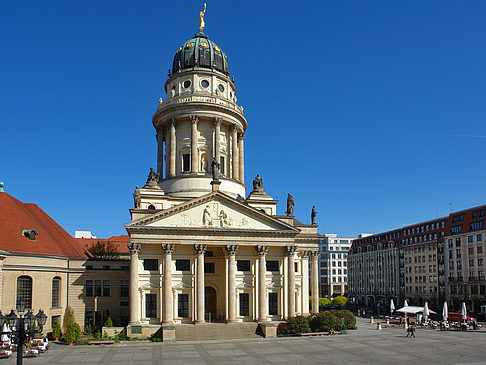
[169,119,176,176]
[128,242,141,324]
[190,115,199,173]
[162,244,174,324]
[213,118,221,174]
[194,244,207,323]
[232,125,239,180]
[256,245,269,322]
[311,251,319,314]
[225,245,239,322]
[285,246,297,318]
[156,128,164,180]
[238,132,244,184]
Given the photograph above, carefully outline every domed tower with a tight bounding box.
[152,19,247,199]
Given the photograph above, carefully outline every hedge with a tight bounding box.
[286,309,356,335]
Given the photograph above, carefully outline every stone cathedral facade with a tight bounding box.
[125,21,321,335]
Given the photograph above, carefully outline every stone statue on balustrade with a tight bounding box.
[252,174,264,193]
[133,186,141,209]
[311,205,317,225]
[286,193,294,216]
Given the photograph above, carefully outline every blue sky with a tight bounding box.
[1,1,485,238]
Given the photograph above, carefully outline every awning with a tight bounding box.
[396,306,437,314]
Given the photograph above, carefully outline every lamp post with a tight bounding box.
[0,307,47,365]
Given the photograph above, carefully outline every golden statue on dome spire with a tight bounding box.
[199,3,206,33]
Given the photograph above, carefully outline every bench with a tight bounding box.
[88,340,115,345]
[300,332,330,336]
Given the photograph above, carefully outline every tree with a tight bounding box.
[52,318,61,340]
[331,296,348,306]
[63,306,75,333]
[104,316,113,327]
[287,316,311,335]
[62,307,81,344]
[88,240,120,260]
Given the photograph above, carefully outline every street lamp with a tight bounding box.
[0,308,48,365]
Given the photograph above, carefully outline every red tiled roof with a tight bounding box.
[0,193,87,258]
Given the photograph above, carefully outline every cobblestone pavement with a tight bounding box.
[3,318,486,365]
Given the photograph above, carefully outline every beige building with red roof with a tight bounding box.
[0,191,130,332]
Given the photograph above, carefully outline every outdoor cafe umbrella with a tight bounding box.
[390,299,395,313]
[404,299,409,307]
[1,323,9,343]
[423,302,430,322]
[461,302,467,322]
[442,302,448,322]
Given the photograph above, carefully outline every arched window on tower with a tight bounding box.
[17,275,33,310]
[52,276,61,308]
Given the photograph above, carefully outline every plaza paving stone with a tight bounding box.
[3,318,486,364]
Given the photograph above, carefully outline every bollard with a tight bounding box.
[370,317,374,324]
[386,318,390,325]
[377,323,382,330]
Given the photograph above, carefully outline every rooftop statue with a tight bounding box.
[286,193,294,216]
[199,3,206,33]
[252,174,264,193]
[133,186,141,209]
[311,205,317,225]
[144,167,161,189]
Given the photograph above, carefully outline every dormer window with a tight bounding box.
[22,229,38,241]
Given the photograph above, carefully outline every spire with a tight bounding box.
[199,3,206,34]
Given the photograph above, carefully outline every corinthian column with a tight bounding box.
[169,119,176,176]
[231,125,239,180]
[128,242,141,324]
[238,132,244,184]
[162,244,174,324]
[285,246,297,318]
[214,118,221,170]
[301,251,310,315]
[225,245,239,322]
[194,244,207,324]
[311,251,319,314]
[256,245,269,322]
[190,115,199,173]
[156,130,164,181]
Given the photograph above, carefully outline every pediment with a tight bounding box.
[127,192,298,232]
[173,281,193,290]
[139,282,160,290]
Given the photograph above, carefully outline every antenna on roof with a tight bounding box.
[0,182,4,192]
[449,202,453,213]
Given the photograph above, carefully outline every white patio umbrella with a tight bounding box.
[404,299,409,307]
[1,323,10,343]
[390,299,395,313]
[461,302,467,322]
[423,302,430,323]
[442,302,448,322]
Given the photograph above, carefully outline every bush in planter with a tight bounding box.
[309,311,341,332]
[52,318,62,340]
[62,306,76,334]
[63,321,81,344]
[333,309,356,329]
[104,316,113,327]
[287,316,311,335]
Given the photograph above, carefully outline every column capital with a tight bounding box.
[162,243,174,254]
[190,115,199,124]
[194,244,207,255]
[255,245,269,256]
[169,118,176,127]
[300,250,311,259]
[284,245,297,256]
[128,242,141,255]
[213,117,222,126]
[238,132,245,140]
[232,123,239,132]
[309,250,320,259]
[225,244,239,256]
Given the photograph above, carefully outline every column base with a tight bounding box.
[194,320,206,325]
[226,319,237,324]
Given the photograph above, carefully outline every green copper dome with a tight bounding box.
[172,33,229,76]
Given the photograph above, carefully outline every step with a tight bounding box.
[174,322,261,341]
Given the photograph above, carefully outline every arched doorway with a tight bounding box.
[205,286,216,322]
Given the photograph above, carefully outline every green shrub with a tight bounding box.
[319,298,331,306]
[94,330,101,340]
[331,296,348,306]
[52,318,62,339]
[333,309,356,329]
[63,321,81,344]
[84,324,92,335]
[62,306,76,333]
[104,316,113,327]
[309,312,341,332]
[287,316,311,335]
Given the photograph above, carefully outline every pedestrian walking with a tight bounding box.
[410,325,415,338]
[406,326,411,337]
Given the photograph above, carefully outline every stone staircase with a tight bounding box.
[174,322,261,341]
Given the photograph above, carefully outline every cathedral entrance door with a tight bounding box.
[205,286,217,322]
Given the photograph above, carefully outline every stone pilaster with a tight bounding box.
[256,245,269,322]
[214,118,221,172]
[225,245,239,323]
[128,242,141,324]
[285,246,297,318]
[238,132,244,184]
[300,251,310,315]
[190,115,199,173]
[162,244,174,324]
[194,244,207,324]
[310,250,320,314]
[169,119,176,176]
[156,129,164,181]
[231,124,239,180]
